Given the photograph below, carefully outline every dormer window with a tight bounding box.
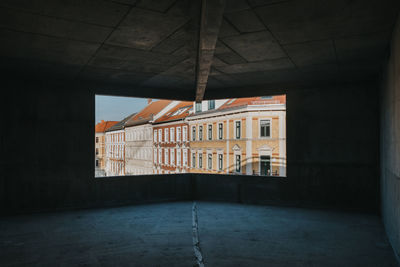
[226,99,235,105]
[208,100,215,110]
[195,103,202,113]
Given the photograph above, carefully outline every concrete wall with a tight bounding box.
[195,84,380,211]
[0,78,379,214]
[0,79,192,214]
[287,84,380,211]
[380,17,400,262]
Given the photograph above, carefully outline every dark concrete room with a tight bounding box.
[0,0,399,266]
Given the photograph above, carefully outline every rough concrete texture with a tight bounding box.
[0,0,399,97]
[381,16,400,263]
[0,202,397,266]
[0,202,195,267]
[0,1,398,264]
[197,202,398,267]
[0,80,379,214]
[286,84,380,211]
[0,82,192,214]
[201,84,381,212]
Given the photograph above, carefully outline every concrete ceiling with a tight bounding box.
[0,0,399,100]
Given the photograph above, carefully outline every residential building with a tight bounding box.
[187,96,286,176]
[95,120,118,177]
[124,100,175,175]
[104,113,136,176]
[152,101,193,174]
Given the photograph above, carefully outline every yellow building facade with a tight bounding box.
[187,96,286,176]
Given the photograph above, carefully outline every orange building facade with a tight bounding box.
[152,102,193,174]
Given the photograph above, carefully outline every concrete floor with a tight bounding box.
[0,202,398,267]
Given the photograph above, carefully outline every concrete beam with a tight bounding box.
[195,0,226,102]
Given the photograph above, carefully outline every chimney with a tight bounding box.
[147,99,152,104]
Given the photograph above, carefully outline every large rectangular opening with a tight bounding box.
[95,95,286,177]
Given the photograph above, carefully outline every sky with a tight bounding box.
[95,95,149,124]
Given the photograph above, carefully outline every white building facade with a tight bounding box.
[105,129,125,176]
[123,100,180,175]
[124,124,153,175]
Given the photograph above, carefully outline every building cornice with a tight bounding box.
[187,104,286,121]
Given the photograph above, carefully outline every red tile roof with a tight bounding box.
[125,99,172,127]
[219,95,286,110]
[153,101,193,124]
[95,120,119,133]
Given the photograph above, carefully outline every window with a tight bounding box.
[95,94,286,178]
[165,149,169,165]
[235,121,241,139]
[195,102,202,113]
[192,126,196,141]
[208,124,212,140]
[183,149,188,166]
[170,127,175,142]
[177,127,181,142]
[260,120,271,138]
[192,153,196,168]
[208,154,212,170]
[218,154,223,171]
[226,98,235,105]
[218,123,223,140]
[208,100,215,110]
[177,149,181,166]
[172,107,187,116]
[183,126,187,142]
[165,128,169,142]
[158,129,162,143]
[171,149,175,165]
[199,153,203,168]
[235,155,241,173]
[199,125,203,141]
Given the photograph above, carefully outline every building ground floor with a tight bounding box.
[125,159,154,175]
[105,159,124,176]
[188,144,286,176]
[95,167,106,177]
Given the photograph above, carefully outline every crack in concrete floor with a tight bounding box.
[192,202,205,267]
